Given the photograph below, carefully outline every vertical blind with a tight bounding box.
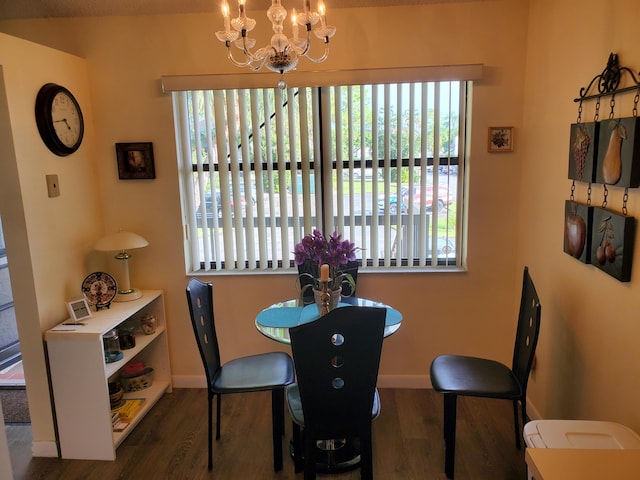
[172,80,467,273]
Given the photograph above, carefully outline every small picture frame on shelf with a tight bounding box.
[488,126,514,152]
[115,142,156,180]
[66,298,92,323]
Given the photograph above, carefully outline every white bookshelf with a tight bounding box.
[45,290,172,460]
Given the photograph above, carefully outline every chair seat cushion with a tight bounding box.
[213,352,294,393]
[286,383,381,427]
[430,354,521,399]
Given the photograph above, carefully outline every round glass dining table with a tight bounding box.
[255,296,403,344]
[255,296,402,473]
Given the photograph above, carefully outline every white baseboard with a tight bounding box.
[526,399,542,421]
[172,375,206,389]
[377,374,431,389]
[32,441,58,458]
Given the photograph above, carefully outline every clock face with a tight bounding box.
[35,83,85,156]
[51,91,83,148]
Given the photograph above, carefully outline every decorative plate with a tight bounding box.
[82,272,117,308]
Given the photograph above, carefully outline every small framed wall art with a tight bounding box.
[488,126,514,152]
[116,142,156,180]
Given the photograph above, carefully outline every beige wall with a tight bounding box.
[0,33,103,454]
[520,0,640,425]
[4,0,639,455]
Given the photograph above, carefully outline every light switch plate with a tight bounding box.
[46,174,60,197]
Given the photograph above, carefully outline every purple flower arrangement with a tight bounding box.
[294,229,357,292]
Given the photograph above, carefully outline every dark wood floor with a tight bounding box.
[7,388,527,479]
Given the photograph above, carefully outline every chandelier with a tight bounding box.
[215,0,336,88]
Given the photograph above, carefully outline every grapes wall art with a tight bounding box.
[568,122,598,183]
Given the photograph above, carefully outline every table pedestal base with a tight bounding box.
[290,437,361,473]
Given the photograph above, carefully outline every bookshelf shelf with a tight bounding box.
[45,290,172,460]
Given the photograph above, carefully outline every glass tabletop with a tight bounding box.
[255,296,402,344]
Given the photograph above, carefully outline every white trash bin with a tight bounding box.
[523,420,640,480]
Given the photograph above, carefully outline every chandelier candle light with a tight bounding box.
[215,0,336,88]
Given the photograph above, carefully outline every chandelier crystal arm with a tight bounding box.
[300,38,330,64]
[215,0,336,85]
[224,40,256,68]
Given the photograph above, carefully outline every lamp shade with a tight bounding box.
[94,231,149,252]
[95,231,148,302]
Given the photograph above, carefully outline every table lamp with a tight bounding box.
[94,231,149,302]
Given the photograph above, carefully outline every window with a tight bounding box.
[171,74,469,274]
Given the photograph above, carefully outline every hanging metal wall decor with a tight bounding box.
[564,53,639,282]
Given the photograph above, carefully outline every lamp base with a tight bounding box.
[115,289,143,302]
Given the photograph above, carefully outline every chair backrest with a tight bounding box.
[511,266,542,395]
[289,306,386,439]
[186,278,221,390]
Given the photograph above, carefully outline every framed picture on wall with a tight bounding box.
[116,142,156,180]
[488,126,514,152]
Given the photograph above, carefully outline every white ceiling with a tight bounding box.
[0,0,463,20]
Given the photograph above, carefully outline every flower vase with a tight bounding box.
[313,287,342,315]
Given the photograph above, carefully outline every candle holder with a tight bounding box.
[319,279,331,316]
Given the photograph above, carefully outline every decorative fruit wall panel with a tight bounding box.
[596,117,640,187]
[590,207,635,282]
[563,201,593,263]
[568,122,598,182]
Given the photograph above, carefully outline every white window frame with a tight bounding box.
[164,65,482,274]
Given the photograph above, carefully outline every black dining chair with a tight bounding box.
[429,266,541,479]
[286,306,386,480]
[186,278,295,471]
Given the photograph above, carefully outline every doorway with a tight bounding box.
[0,215,21,379]
[0,215,21,374]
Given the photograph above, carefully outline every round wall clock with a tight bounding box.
[82,272,117,310]
[35,83,84,156]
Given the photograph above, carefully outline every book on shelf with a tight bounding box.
[112,398,146,430]
[112,419,129,432]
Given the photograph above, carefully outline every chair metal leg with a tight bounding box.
[303,432,317,480]
[360,427,374,480]
[514,399,524,450]
[292,422,303,473]
[443,393,457,479]
[208,392,213,470]
[271,388,284,471]
[215,394,222,439]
